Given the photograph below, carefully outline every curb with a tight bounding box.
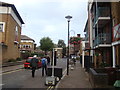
[2,61,24,67]
[2,67,24,73]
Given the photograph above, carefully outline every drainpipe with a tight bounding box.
[110,2,114,67]
[112,46,115,67]
[5,6,9,45]
[82,41,85,68]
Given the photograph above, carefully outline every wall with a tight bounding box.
[1,14,21,62]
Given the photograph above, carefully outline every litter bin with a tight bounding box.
[47,66,62,80]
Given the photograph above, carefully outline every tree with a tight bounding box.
[40,37,54,55]
[57,39,66,57]
[57,39,66,48]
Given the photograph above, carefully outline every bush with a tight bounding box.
[76,56,80,60]
[99,62,110,68]
[8,58,16,62]
[30,52,44,57]
[16,57,22,61]
[21,52,30,59]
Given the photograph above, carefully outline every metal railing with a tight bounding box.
[93,33,111,47]
[94,7,110,24]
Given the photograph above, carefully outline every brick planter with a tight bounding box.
[89,68,108,88]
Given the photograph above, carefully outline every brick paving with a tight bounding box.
[55,61,92,89]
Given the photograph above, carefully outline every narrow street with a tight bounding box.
[1,1,120,89]
[2,58,67,89]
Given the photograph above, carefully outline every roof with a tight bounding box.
[0,2,24,24]
[21,35,35,42]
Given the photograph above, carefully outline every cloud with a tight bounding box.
[43,25,56,32]
[2,0,88,46]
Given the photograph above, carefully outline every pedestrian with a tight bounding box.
[30,55,38,78]
[72,56,76,66]
[46,55,50,66]
[41,56,47,76]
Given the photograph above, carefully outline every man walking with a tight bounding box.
[30,55,38,78]
[41,56,47,76]
[46,55,50,66]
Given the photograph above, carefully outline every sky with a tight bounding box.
[2,0,88,46]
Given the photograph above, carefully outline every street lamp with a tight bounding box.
[65,15,72,75]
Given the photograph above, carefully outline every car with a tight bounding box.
[24,57,42,69]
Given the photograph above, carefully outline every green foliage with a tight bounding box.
[57,39,66,48]
[16,57,22,61]
[30,52,44,57]
[57,39,66,56]
[21,51,31,59]
[40,37,54,52]
[76,57,80,60]
[8,58,16,62]
[99,62,110,68]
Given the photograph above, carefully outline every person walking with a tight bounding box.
[46,55,50,66]
[41,56,47,76]
[30,55,38,78]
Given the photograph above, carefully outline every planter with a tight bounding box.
[89,68,108,88]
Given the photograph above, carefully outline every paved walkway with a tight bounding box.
[55,60,92,89]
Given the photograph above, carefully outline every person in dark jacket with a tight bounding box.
[46,56,50,66]
[30,55,38,78]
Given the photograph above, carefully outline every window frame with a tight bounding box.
[0,22,5,32]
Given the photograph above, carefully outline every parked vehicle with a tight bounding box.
[24,57,42,69]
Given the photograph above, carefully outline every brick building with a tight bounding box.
[111,2,120,67]
[86,1,120,68]
[0,2,24,62]
[20,35,36,53]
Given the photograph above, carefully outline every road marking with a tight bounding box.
[50,86,54,90]
[47,86,52,90]
[1,69,23,75]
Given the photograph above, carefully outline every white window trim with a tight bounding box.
[0,22,5,32]
[0,7,22,27]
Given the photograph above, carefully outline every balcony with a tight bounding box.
[94,7,111,28]
[93,33,111,48]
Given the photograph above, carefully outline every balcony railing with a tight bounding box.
[93,33,111,47]
[94,7,110,24]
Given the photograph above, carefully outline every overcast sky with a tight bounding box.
[2,0,88,46]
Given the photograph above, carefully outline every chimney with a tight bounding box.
[77,34,80,37]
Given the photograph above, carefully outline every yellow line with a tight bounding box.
[2,69,23,75]
[47,86,52,90]
[50,86,54,90]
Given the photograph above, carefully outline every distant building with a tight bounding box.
[0,2,24,62]
[54,48,63,58]
[20,35,36,53]
[69,34,82,56]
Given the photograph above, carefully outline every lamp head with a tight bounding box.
[65,15,72,21]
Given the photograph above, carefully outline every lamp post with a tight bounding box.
[65,15,72,75]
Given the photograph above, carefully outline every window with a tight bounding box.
[0,22,5,32]
[15,26,18,41]
[0,24,3,32]
[15,26,18,35]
